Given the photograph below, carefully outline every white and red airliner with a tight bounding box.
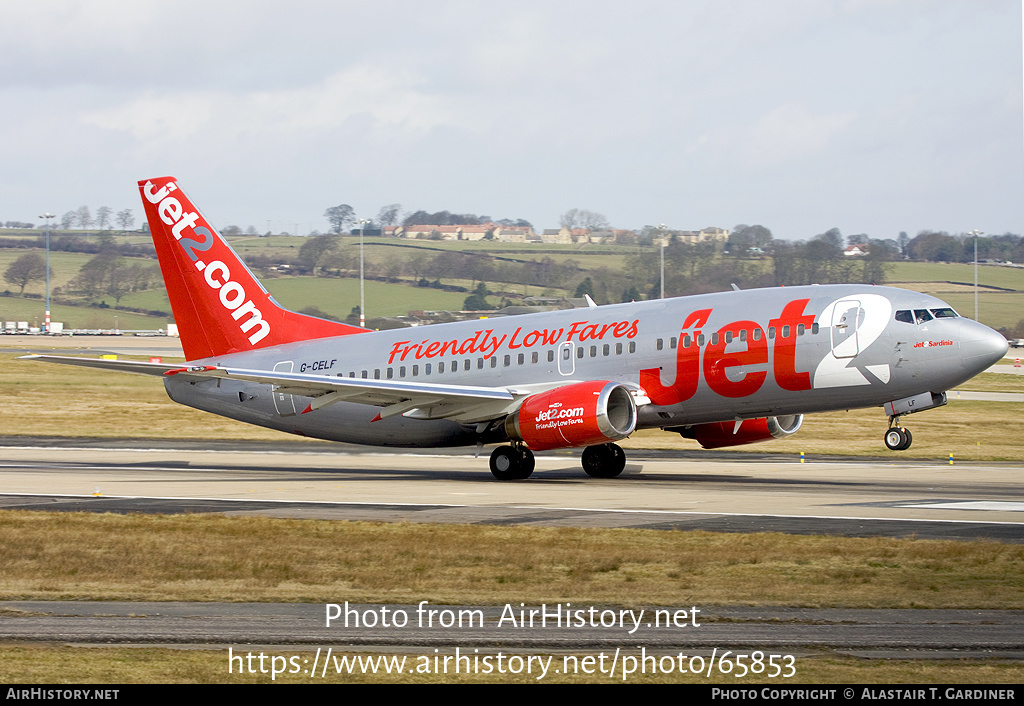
[25,177,1009,479]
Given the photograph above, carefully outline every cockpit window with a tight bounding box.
[895,310,913,324]
[914,309,933,324]
[930,308,958,319]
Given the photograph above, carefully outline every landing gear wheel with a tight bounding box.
[519,448,536,477]
[884,427,912,451]
[897,428,913,450]
[489,445,534,480]
[581,443,627,478]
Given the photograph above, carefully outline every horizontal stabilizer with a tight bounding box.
[19,354,186,377]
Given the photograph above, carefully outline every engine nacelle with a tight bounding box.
[674,415,803,449]
[505,381,637,451]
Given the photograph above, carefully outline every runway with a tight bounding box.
[1,437,1021,541]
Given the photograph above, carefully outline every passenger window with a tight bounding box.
[532,351,539,363]
[517,353,524,365]
[386,368,393,379]
[425,363,431,375]
[374,369,380,379]
[576,347,584,359]
[725,331,733,344]
[782,325,790,338]
[438,362,446,373]
[811,323,819,334]
[412,365,419,376]
[656,338,663,350]
[547,350,554,362]
[602,344,609,356]
[628,341,636,353]
[670,337,677,348]
[616,342,623,354]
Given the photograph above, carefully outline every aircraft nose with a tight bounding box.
[960,320,1009,372]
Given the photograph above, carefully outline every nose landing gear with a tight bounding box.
[884,417,913,451]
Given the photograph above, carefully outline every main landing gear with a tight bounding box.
[488,442,629,480]
[884,417,913,451]
[489,444,535,480]
[581,443,627,478]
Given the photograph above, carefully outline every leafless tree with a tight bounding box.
[76,205,93,230]
[96,206,113,230]
[116,209,135,232]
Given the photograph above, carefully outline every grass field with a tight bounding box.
[5,236,1023,331]
[0,297,166,330]
[888,261,1024,290]
[0,250,98,295]
[2,511,1021,607]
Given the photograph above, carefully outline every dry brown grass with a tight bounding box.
[0,352,310,442]
[1,510,1020,608]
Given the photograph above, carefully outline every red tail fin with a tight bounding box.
[139,176,365,361]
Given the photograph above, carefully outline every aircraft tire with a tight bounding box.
[490,446,533,480]
[582,443,626,478]
[897,428,913,450]
[884,427,906,451]
[519,448,535,478]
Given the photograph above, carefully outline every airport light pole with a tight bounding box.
[968,229,983,320]
[657,223,668,299]
[356,218,369,328]
[39,213,54,333]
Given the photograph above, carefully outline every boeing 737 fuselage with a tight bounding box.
[26,177,1009,479]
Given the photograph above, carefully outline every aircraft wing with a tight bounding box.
[23,355,645,425]
[166,364,523,423]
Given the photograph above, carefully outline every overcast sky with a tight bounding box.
[1,0,1022,240]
